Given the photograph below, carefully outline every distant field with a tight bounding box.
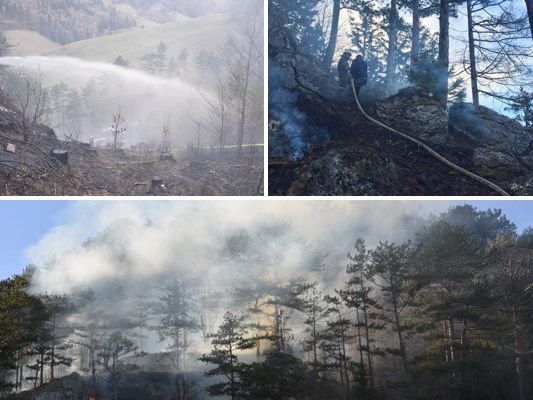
[47,13,233,66]
[4,30,60,56]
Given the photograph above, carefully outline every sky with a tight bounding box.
[1,200,533,281]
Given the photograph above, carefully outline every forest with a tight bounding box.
[269,0,533,196]
[0,204,531,399]
[271,0,533,114]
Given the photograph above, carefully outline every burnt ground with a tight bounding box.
[269,90,503,196]
[0,131,264,196]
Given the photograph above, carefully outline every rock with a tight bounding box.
[472,147,523,181]
[6,143,16,153]
[50,149,69,164]
[376,95,450,144]
[85,148,98,157]
[450,103,533,154]
[151,176,164,191]
[159,152,176,163]
[35,124,57,139]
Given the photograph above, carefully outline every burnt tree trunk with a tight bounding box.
[386,0,399,95]
[411,0,421,67]
[466,0,479,109]
[437,0,450,106]
[323,0,341,70]
[526,0,533,41]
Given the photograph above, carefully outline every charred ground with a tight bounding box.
[269,41,533,197]
[0,92,263,196]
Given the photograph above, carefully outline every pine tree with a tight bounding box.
[320,294,353,398]
[98,332,137,400]
[368,241,414,379]
[199,312,255,400]
[339,239,383,392]
[302,284,326,372]
[156,281,199,400]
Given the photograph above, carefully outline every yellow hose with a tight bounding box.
[349,78,510,196]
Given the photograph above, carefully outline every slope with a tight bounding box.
[48,13,233,66]
[3,30,60,56]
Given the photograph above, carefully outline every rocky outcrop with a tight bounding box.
[376,94,450,144]
[473,147,524,181]
[450,103,533,154]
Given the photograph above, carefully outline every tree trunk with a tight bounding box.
[466,0,479,109]
[512,309,525,400]
[360,276,374,389]
[112,357,117,400]
[39,352,44,386]
[411,0,421,68]
[339,324,350,398]
[392,294,410,377]
[323,0,341,71]
[437,0,450,106]
[356,309,364,369]
[50,345,55,381]
[386,0,399,95]
[526,0,533,41]
[229,343,236,400]
[15,350,20,391]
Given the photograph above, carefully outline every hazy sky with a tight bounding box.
[1,200,533,280]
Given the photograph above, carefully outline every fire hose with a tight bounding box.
[349,78,510,196]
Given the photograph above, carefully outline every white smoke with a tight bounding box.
[26,200,452,296]
[0,56,213,145]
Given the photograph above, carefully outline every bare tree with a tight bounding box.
[200,72,231,152]
[111,107,127,151]
[226,11,263,157]
[12,70,47,131]
[462,0,532,109]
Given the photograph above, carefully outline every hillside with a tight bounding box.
[0,0,136,44]
[0,90,263,196]
[3,30,60,56]
[269,36,533,196]
[48,13,232,66]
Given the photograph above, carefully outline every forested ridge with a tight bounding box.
[0,205,531,399]
[0,0,136,44]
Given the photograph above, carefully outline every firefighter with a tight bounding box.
[350,55,368,98]
[337,51,352,89]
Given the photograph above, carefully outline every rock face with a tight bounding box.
[376,94,450,144]
[450,103,533,154]
[473,147,523,181]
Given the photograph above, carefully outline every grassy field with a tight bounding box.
[3,13,233,67]
[48,13,233,66]
[4,30,60,56]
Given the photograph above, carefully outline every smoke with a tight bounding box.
[27,200,451,296]
[269,62,329,159]
[22,200,454,369]
[0,56,213,145]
